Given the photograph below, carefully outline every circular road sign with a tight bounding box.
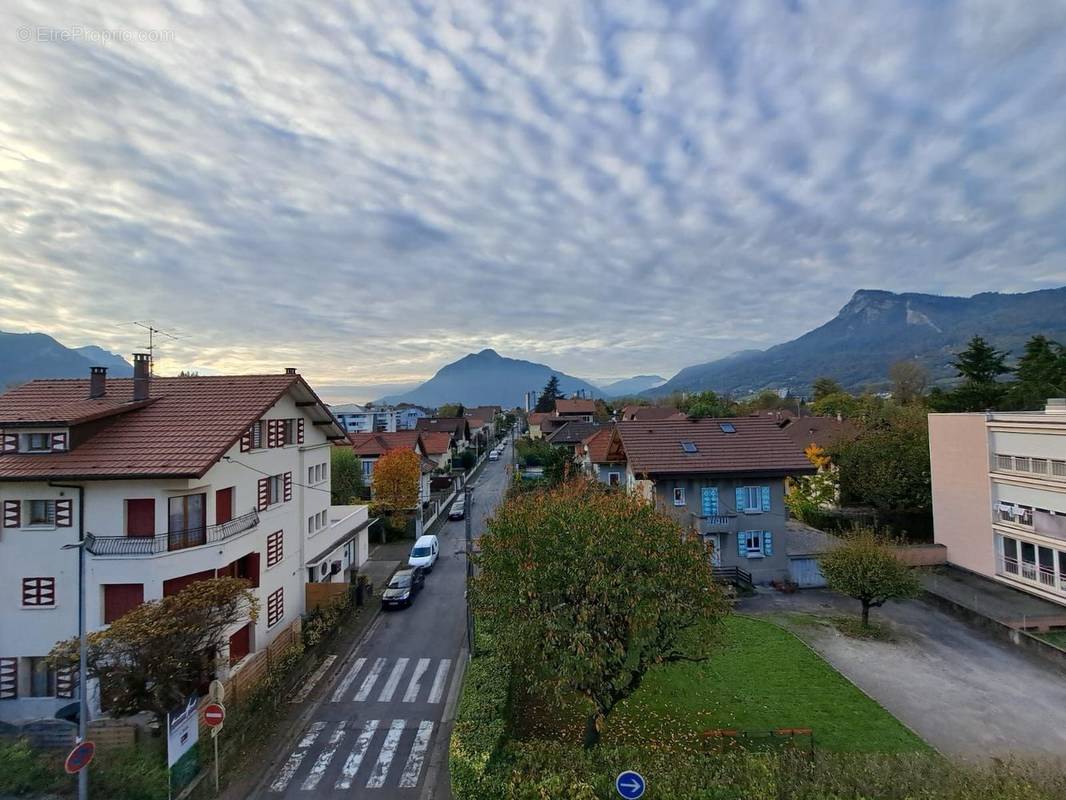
[203,702,226,727]
[615,770,646,799]
[64,741,96,774]
[209,679,226,703]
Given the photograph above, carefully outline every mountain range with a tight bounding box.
[595,375,667,396]
[649,287,1066,397]
[0,331,133,389]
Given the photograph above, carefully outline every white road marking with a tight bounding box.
[300,721,346,790]
[398,720,434,788]
[378,657,409,702]
[427,659,451,704]
[268,721,326,792]
[402,658,431,703]
[366,719,405,788]
[331,657,366,703]
[334,719,379,790]
[354,657,387,702]
[290,654,336,704]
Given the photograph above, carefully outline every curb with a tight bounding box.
[420,647,468,800]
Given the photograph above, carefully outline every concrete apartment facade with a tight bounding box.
[930,399,1066,608]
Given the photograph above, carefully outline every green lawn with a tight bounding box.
[515,615,927,754]
[1032,630,1066,649]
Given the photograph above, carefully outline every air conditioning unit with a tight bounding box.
[330,560,341,575]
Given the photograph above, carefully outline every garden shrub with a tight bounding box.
[0,739,63,796]
[449,629,510,800]
[90,746,169,800]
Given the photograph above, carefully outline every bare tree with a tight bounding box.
[889,360,928,404]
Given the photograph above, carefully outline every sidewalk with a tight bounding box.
[362,540,407,591]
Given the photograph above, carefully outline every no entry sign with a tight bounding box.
[203,702,226,727]
[64,741,95,774]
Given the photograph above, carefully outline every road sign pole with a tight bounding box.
[213,729,219,795]
[464,481,475,657]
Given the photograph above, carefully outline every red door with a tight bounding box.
[103,584,144,623]
[126,499,155,537]
[216,488,233,525]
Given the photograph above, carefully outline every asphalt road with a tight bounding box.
[258,440,514,799]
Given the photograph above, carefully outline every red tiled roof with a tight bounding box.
[0,374,341,480]
[0,396,156,425]
[345,431,422,457]
[620,405,687,422]
[527,412,551,426]
[419,431,453,455]
[616,417,815,477]
[584,426,626,464]
[555,398,596,414]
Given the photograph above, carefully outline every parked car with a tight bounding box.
[449,497,466,520]
[408,534,439,572]
[488,450,499,461]
[381,567,425,609]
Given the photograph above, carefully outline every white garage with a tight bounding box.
[786,522,840,589]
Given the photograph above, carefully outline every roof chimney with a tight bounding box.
[133,353,150,401]
[89,366,107,399]
[285,367,297,375]
[1045,398,1066,414]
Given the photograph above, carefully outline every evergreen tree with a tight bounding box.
[952,335,1008,384]
[534,375,562,413]
[1007,335,1066,410]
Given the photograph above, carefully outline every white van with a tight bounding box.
[408,534,439,572]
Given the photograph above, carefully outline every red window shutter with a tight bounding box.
[55,499,73,527]
[228,623,252,665]
[51,432,67,451]
[283,472,292,502]
[1,433,16,453]
[103,583,144,624]
[216,488,233,525]
[126,499,155,537]
[266,530,283,567]
[240,426,252,453]
[3,500,20,529]
[297,418,305,444]
[55,665,78,699]
[247,552,261,588]
[22,577,56,607]
[0,658,16,700]
[267,588,284,627]
[268,419,279,448]
[257,477,269,511]
[162,569,215,598]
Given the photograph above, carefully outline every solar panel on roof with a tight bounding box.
[719,422,736,433]
[681,441,698,453]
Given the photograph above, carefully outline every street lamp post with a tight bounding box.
[60,538,89,800]
[464,481,475,658]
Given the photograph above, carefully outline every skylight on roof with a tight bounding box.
[681,441,698,453]
[719,422,737,433]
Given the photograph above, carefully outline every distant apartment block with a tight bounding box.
[930,399,1066,608]
[331,403,427,433]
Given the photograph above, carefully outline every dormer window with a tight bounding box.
[25,433,52,452]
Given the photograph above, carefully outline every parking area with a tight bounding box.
[738,589,1066,761]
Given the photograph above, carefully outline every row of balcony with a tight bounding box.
[994,506,1066,542]
[84,509,260,556]
[997,555,1066,594]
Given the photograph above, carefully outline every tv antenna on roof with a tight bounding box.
[117,321,184,376]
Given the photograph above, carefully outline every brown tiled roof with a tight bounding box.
[540,416,570,435]
[0,396,155,425]
[555,398,596,414]
[345,431,422,457]
[416,417,470,438]
[527,412,551,426]
[619,405,687,422]
[0,374,342,480]
[418,431,453,455]
[780,416,858,451]
[547,421,603,446]
[584,426,626,464]
[616,417,815,477]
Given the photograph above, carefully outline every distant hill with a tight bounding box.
[599,375,667,397]
[650,287,1066,397]
[0,332,133,390]
[380,349,602,407]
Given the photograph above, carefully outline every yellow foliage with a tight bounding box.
[804,443,831,469]
[372,448,422,510]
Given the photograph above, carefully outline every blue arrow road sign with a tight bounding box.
[615,770,646,799]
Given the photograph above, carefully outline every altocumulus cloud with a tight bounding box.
[1,0,1065,388]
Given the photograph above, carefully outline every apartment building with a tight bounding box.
[330,403,427,434]
[0,357,368,724]
[930,399,1066,607]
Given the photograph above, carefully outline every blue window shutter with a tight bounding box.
[735,487,746,512]
[702,487,718,516]
[763,531,773,556]
[761,486,771,512]
[737,531,748,556]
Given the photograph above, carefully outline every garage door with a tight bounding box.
[790,557,826,588]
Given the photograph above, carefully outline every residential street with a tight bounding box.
[255,443,513,799]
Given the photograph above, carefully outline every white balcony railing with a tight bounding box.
[993,454,1066,481]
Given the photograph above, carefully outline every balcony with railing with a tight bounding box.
[997,555,1061,593]
[995,505,1033,528]
[85,509,260,556]
[993,453,1066,481]
[691,511,739,534]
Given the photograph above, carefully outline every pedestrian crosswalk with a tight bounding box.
[268,657,455,793]
[268,718,437,792]
[331,656,452,705]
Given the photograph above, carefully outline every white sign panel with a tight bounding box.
[167,694,200,768]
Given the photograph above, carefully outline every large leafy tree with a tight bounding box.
[534,376,562,413]
[888,360,928,405]
[372,448,422,511]
[330,446,364,504]
[819,528,921,628]
[812,376,844,402]
[472,480,727,748]
[1007,335,1066,410]
[831,410,931,512]
[438,403,465,418]
[50,578,257,725]
[678,390,737,419]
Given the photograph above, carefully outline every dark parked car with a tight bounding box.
[380,567,425,609]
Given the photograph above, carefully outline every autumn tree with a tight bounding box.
[50,578,257,726]
[372,448,422,511]
[889,360,928,405]
[534,376,562,413]
[331,446,364,504]
[785,444,839,522]
[818,528,921,628]
[472,479,727,748]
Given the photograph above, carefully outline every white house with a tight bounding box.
[330,404,427,434]
[0,357,369,724]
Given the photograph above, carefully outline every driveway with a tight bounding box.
[738,589,1066,761]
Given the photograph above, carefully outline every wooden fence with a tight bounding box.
[305,581,351,612]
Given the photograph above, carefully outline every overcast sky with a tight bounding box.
[3,1,1065,401]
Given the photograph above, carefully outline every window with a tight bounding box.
[266,530,283,567]
[103,584,143,624]
[168,493,206,550]
[222,552,260,588]
[251,421,264,449]
[24,433,52,452]
[746,532,763,556]
[26,500,55,526]
[267,588,284,628]
[26,657,55,697]
[22,577,56,607]
[282,419,297,445]
[125,499,155,537]
[680,441,698,453]
[739,486,767,513]
[362,460,374,478]
[308,514,317,534]
[719,422,736,433]
[608,472,621,487]
[229,623,252,665]
[318,510,327,529]
[308,466,315,484]
[673,487,686,506]
[267,475,282,505]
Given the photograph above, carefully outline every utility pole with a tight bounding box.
[464,480,475,658]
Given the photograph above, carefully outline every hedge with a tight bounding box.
[449,629,510,799]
